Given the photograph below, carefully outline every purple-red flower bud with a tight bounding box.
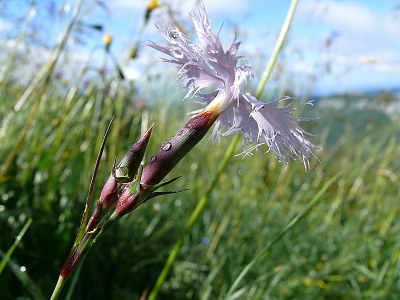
[86,126,153,230]
[113,183,142,216]
[86,173,119,231]
[115,125,153,182]
[99,174,119,209]
[141,110,217,186]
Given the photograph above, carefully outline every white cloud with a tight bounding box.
[292,0,400,94]
[0,18,12,32]
[113,0,249,14]
[298,0,400,47]
[123,65,141,81]
[300,1,376,32]
[203,0,249,15]
[112,0,148,10]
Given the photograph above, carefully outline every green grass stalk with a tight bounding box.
[0,0,84,179]
[255,0,298,98]
[0,218,32,274]
[147,1,299,299]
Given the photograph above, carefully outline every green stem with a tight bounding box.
[50,276,66,300]
[255,0,298,98]
[148,1,299,299]
[50,218,114,300]
[65,257,86,300]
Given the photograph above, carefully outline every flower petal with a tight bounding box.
[149,4,317,168]
[212,93,317,169]
[148,4,252,99]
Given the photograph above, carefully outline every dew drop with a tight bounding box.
[177,129,184,136]
[162,142,172,151]
[153,203,161,211]
[150,156,157,162]
[20,266,26,272]
[202,236,210,245]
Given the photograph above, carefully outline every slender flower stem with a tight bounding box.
[255,0,298,98]
[50,276,66,300]
[51,218,109,300]
[54,218,115,300]
[148,1,299,299]
[50,121,151,298]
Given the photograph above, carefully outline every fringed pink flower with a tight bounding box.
[149,4,317,168]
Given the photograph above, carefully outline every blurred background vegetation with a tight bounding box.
[0,0,399,299]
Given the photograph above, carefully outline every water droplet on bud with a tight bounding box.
[150,156,157,162]
[161,142,172,151]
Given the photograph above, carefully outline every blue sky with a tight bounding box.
[2,0,400,96]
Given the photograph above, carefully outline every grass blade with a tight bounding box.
[226,172,341,298]
[0,250,46,300]
[0,218,32,274]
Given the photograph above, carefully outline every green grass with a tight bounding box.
[1,2,399,299]
[1,74,398,299]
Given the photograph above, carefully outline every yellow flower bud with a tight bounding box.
[145,0,160,23]
[103,33,113,50]
[147,0,160,10]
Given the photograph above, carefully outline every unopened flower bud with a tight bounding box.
[115,125,153,182]
[86,172,118,231]
[113,170,183,217]
[113,183,141,217]
[145,0,160,23]
[87,126,152,230]
[91,24,103,31]
[103,33,113,51]
[100,173,118,207]
[141,110,217,186]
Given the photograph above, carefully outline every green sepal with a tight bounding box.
[128,162,144,195]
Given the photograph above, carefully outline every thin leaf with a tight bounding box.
[0,218,32,274]
[65,256,86,300]
[75,114,115,245]
[0,251,46,300]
